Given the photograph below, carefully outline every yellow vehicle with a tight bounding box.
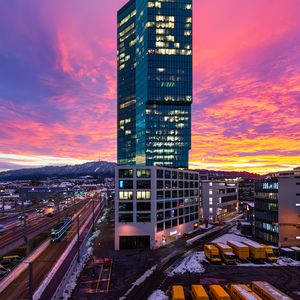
[227,241,250,261]
[250,281,293,300]
[190,284,209,300]
[171,285,185,300]
[242,241,266,260]
[209,285,231,300]
[214,242,237,264]
[204,244,222,263]
[261,245,277,263]
[227,284,262,300]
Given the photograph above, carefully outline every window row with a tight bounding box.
[119,180,151,189]
[119,191,151,200]
[157,199,197,210]
[157,206,198,221]
[156,169,198,180]
[119,169,151,178]
[157,213,199,232]
[119,213,151,223]
[157,180,198,189]
[157,189,198,199]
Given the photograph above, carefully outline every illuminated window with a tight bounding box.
[137,191,151,200]
[119,191,133,200]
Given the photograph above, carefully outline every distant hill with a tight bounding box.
[0,161,263,181]
[196,169,263,180]
[0,161,117,181]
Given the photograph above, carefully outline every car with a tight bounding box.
[36,208,44,215]
[17,214,28,221]
[0,225,7,234]
[47,203,54,208]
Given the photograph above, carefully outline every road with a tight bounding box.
[0,198,99,300]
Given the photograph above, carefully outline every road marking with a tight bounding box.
[96,265,103,292]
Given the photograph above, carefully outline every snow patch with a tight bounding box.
[276,257,300,267]
[119,265,157,300]
[168,252,205,276]
[61,229,101,300]
[212,233,253,243]
[148,289,168,300]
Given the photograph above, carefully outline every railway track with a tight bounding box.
[0,203,84,253]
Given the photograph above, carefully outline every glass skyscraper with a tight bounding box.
[117,0,192,169]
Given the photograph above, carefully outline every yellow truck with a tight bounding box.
[227,241,250,261]
[204,244,222,264]
[242,241,266,261]
[250,281,293,300]
[214,242,237,265]
[209,285,231,300]
[261,244,277,263]
[226,284,262,300]
[171,285,185,300]
[190,284,209,300]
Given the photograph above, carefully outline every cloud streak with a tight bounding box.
[0,0,299,173]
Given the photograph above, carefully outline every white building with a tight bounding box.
[115,166,200,250]
[275,167,300,247]
[201,180,238,223]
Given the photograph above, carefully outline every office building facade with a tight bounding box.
[117,0,192,168]
[254,167,300,247]
[200,180,239,223]
[115,166,200,250]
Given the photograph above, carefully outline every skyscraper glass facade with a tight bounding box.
[117,0,192,169]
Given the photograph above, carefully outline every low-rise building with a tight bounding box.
[200,180,238,223]
[254,167,300,247]
[115,166,200,250]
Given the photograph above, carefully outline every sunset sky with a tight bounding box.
[0,0,299,174]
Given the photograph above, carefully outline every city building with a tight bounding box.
[19,186,71,203]
[254,167,300,247]
[115,166,200,250]
[200,180,238,223]
[117,0,193,168]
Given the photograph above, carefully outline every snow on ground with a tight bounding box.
[212,233,253,243]
[148,289,168,300]
[168,252,206,276]
[276,257,300,267]
[199,224,214,229]
[186,226,220,245]
[61,216,103,299]
[119,265,157,300]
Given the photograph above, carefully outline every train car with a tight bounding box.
[51,217,72,242]
[171,285,185,300]
[227,284,262,300]
[190,284,209,300]
[209,285,231,300]
[250,281,293,300]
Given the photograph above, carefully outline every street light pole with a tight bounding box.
[77,214,80,263]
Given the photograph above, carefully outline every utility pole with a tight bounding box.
[92,197,95,232]
[28,261,33,300]
[77,214,80,263]
[1,196,4,216]
[22,197,29,256]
